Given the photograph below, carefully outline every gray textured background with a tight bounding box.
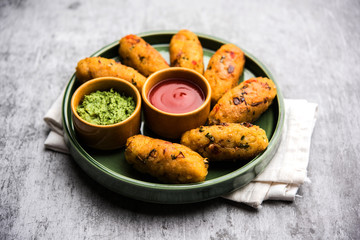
[1,0,359,239]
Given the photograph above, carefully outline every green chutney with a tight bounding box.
[77,88,135,125]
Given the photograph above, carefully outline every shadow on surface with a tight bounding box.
[221,198,259,212]
[67,156,226,216]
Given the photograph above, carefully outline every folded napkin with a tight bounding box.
[44,92,317,208]
[222,99,317,208]
[44,90,70,154]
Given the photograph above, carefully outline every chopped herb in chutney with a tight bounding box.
[76,88,135,125]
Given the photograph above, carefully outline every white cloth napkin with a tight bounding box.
[44,93,317,208]
[223,99,317,208]
[44,90,70,154]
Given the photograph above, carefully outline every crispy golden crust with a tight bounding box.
[180,123,268,161]
[118,34,169,77]
[204,44,245,105]
[125,135,208,183]
[208,77,277,125]
[75,57,146,91]
[169,29,204,74]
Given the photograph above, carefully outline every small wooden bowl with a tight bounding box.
[71,77,141,150]
[142,67,211,139]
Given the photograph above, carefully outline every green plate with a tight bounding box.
[62,31,285,204]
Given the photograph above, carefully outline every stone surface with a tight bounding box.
[1,0,359,239]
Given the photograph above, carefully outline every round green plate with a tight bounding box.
[62,31,285,204]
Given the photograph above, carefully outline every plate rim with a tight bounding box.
[62,30,285,201]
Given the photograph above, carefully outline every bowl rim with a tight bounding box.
[70,76,142,128]
[142,67,212,116]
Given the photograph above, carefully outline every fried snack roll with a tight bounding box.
[204,43,245,104]
[118,34,169,77]
[75,57,146,91]
[181,123,268,161]
[208,77,277,125]
[169,29,204,74]
[125,135,208,184]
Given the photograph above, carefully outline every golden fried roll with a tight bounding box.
[125,135,208,184]
[208,77,277,125]
[181,123,268,161]
[118,34,169,77]
[204,43,245,104]
[75,57,146,91]
[169,29,204,74]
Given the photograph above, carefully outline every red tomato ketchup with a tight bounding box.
[148,78,205,114]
